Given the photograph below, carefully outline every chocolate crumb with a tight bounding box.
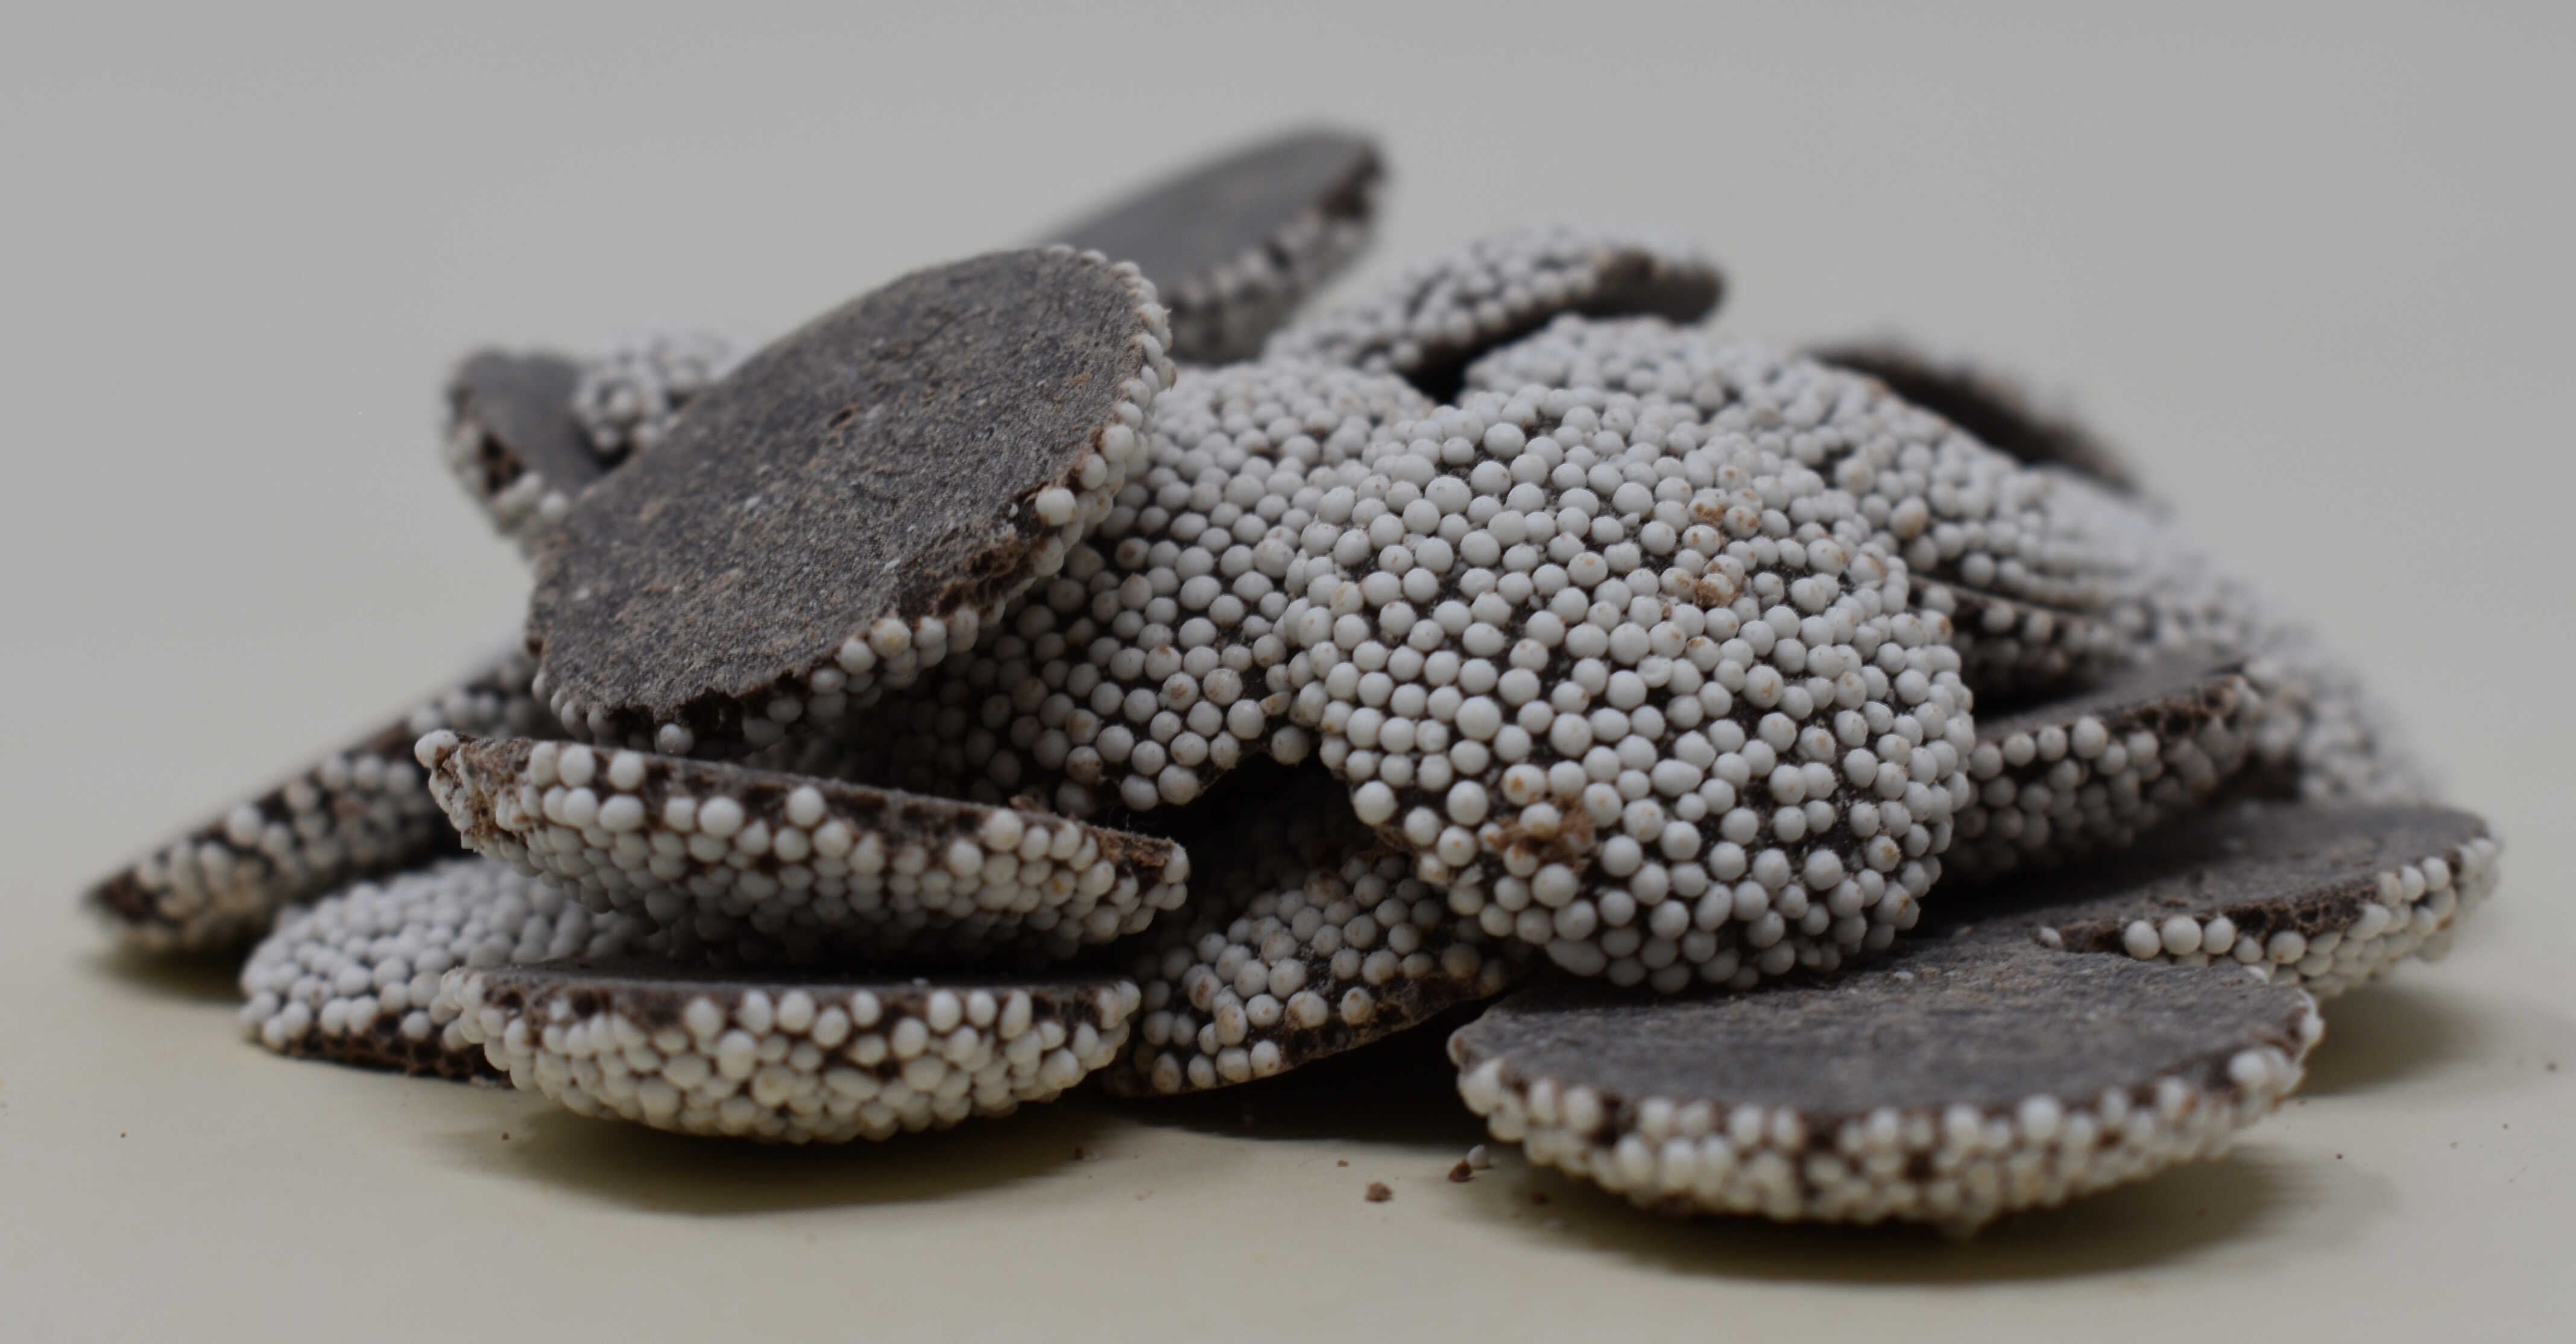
[1448,1161,1474,1183]
[1365,1182,1392,1202]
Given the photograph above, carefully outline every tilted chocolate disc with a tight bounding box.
[1968,799,2499,999]
[418,734,1190,968]
[1103,765,1530,1097]
[1946,654,2258,883]
[443,352,604,555]
[1266,224,1724,401]
[1450,798,2500,1227]
[1451,934,2317,1230]
[438,961,1140,1142]
[238,857,644,1080]
[529,248,1176,754]
[1050,128,1383,364]
[87,649,550,954]
[1810,340,2140,491]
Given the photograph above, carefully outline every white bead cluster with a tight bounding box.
[570,328,739,459]
[92,649,550,953]
[440,967,1139,1142]
[543,251,1180,758]
[1110,782,1529,1096]
[1265,224,1720,394]
[1455,1019,2312,1231]
[419,734,1189,967]
[852,361,1430,816]
[2099,827,2501,999]
[239,857,640,1076]
[1280,355,1995,990]
[1948,661,2259,883]
[1922,584,2126,704]
[1465,317,2125,664]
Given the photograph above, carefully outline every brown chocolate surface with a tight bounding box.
[529,249,1154,736]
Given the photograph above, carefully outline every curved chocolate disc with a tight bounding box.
[443,352,602,556]
[1810,341,2140,491]
[1265,224,1723,401]
[1451,936,2316,1229]
[440,961,1139,1142]
[1050,128,1382,364]
[1274,378,1975,992]
[239,857,643,1080]
[87,650,549,954]
[1947,654,2258,883]
[419,734,1189,967]
[1450,799,2500,1228]
[529,248,1175,753]
[1104,766,1530,1096]
[1966,800,2498,999]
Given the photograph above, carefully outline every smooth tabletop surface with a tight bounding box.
[5,5,2570,1341]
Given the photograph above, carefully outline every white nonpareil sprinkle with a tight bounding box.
[239,857,642,1076]
[440,964,1140,1142]
[420,734,1190,967]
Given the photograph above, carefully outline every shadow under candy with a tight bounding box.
[89,946,241,1006]
[2302,979,2488,1097]
[433,1091,1117,1216]
[1453,1141,2390,1283]
[1110,1010,1491,1152]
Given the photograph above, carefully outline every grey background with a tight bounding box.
[3,4,2569,1340]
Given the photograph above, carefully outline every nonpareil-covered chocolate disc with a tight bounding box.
[529,248,1175,753]
[439,961,1140,1141]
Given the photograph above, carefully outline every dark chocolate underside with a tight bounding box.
[451,351,597,493]
[531,250,1149,716]
[1051,129,1380,289]
[1454,935,2303,1116]
[1942,800,2484,948]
